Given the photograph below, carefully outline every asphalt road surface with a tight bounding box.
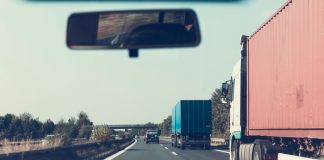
[107,137,229,160]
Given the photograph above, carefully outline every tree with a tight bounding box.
[20,113,33,139]
[54,118,78,145]
[0,113,48,140]
[76,111,93,127]
[67,117,79,138]
[43,119,55,135]
[1,114,16,140]
[0,114,24,140]
[0,116,5,139]
[159,116,171,136]
[78,125,93,139]
[0,111,94,143]
[19,113,43,139]
[211,88,230,138]
[9,117,24,140]
[144,122,158,129]
[30,119,43,139]
[76,111,93,138]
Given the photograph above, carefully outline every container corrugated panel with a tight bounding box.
[247,0,324,139]
[171,100,212,134]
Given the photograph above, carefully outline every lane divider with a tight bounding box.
[164,147,168,150]
[105,139,138,160]
[213,149,230,154]
[171,151,178,156]
[160,144,163,146]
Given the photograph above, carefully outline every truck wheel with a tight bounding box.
[239,143,254,160]
[253,140,279,160]
[231,140,240,160]
[252,143,263,160]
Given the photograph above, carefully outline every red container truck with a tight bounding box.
[222,0,324,159]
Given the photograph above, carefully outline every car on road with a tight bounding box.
[145,130,159,144]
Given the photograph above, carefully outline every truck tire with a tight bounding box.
[231,139,240,160]
[239,143,254,160]
[252,143,263,160]
[253,140,280,160]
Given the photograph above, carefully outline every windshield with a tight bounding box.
[1,0,288,159]
[1,0,285,124]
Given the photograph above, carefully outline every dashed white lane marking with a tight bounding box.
[171,151,178,155]
[214,149,230,154]
[160,144,163,146]
[104,139,137,160]
[164,147,168,150]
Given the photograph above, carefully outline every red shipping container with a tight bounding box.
[247,0,324,139]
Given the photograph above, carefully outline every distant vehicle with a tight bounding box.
[171,100,212,150]
[145,130,159,144]
[115,135,123,140]
[110,135,123,140]
[222,0,324,159]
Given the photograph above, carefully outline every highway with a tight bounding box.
[106,137,229,160]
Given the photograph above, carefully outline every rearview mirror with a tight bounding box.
[221,82,229,97]
[67,9,201,57]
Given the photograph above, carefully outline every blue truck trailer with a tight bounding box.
[171,100,212,150]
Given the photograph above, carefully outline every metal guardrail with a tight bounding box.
[0,138,133,160]
[0,140,43,146]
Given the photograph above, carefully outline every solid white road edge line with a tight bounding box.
[164,147,168,150]
[105,139,138,160]
[171,151,178,156]
[214,149,230,154]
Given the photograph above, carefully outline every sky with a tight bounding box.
[0,0,286,124]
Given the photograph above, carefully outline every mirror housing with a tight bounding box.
[66,9,201,57]
[221,82,229,97]
[221,79,233,104]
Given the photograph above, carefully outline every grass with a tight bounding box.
[0,138,63,154]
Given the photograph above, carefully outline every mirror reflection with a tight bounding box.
[67,10,200,49]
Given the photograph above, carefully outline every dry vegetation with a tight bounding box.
[0,139,63,154]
